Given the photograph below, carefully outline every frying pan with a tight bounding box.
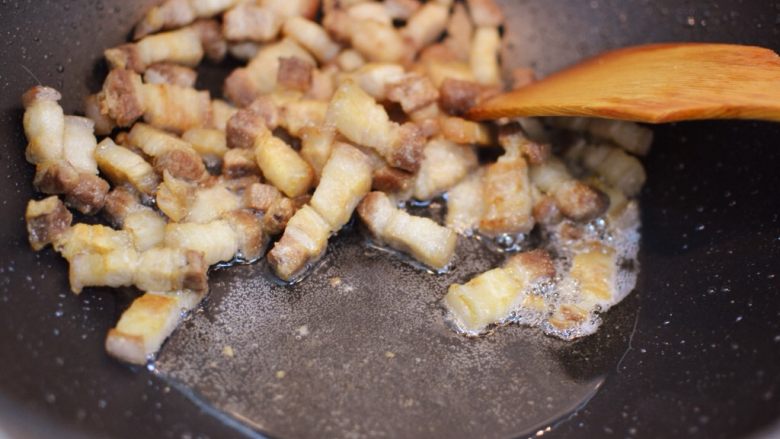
[0,0,779,438]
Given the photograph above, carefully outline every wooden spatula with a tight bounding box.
[468,43,780,123]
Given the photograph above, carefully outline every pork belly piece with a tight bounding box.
[182,127,228,160]
[348,63,406,100]
[95,138,159,195]
[283,17,341,63]
[567,143,647,197]
[65,174,110,215]
[25,196,73,251]
[84,94,116,136]
[103,187,167,251]
[222,148,261,178]
[22,86,64,164]
[386,73,440,114]
[128,123,208,182]
[470,26,501,85]
[105,290,202,365]
[208,99,238,131]
[548,244,619,332]
[348,19,407,63]
[133,247,209,292]
[267,205,331,280]
[299,127,335,181]
[222,3,282,42]
[358,191,457,270]
[165,220,240,265]
[133,0,240,39]
[309,143,373,231]
[529,158,609,222]
[224,38,315,106]
[402,1,449,53]
[62,116,99,175]
[497,124,550,165]
[106,27,204,73]
[444,250,554,334]
[413,138,477,200]
[479,143,535,236]
[326,80,424,172]
[186,183,241,223]
[550,117,653,157]
[445,170,483,235]
[254,132,314,198]
[444,3,473,61]
[144,63,198,87]
[141,82,211,133]
[438,116,493,145]
[277,57,313,92]
[223,209,268,261]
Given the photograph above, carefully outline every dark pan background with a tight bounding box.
[0,0,779,438]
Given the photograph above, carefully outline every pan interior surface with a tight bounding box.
[156,229,639,438]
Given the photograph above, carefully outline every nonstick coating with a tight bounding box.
[0,1,779,438]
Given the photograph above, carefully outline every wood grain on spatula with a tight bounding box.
[468,43,780,123]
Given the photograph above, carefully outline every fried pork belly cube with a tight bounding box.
[95,139,159,195]
[421,61,474,89]
[65,174,111,215]
[106,27,204,73]
[134,248,209,293]
[438,78,498,116]
[348,2,392,25]
[228,41,262,61]
[105,290,202,365]
[254,132,314,198]
[586,119,653,156]
[165,220,240,265]
[224,38,315,106]
[413,138,477,200]
[283,17,341,63]
[568,143,647,197]
[226,107,270,149]
[142,82,211,133]
[182,127,228,161]
[133,0,240,39]
[349,19,407,63]
[402,1,448,53]
[144,63,198,87]
[261,0,319,20]
[479,144,535,236]
[438,116,493,145]
[98,69,146,127]
[62,116,98,175]
[84,94,116,136]
[156,171,196,222]
[222,148,260,178]
[466,0,504,27]
[444,250,554,334]
[551,118,653,157]
[309,144,372,230]
[386,74,440,114]
[103,187,167,250]
[128,120,193,158]
[56,224,138,293]
[498,124,550,165]
[326,80,424,172]
[384,0,420,20]
[336,49,366,72]
[277,57,313,92]
[128,124,207,182]
[22,86,64,164]
[263,196,297,235]
[279,99,328,136]
[103,187,146,226]
[223,209,268,261]
[25,197,72,251]
[299,127,335,180]
[191,18,228,63]
[222,3,282,42]
[67,248,139,293]
[267,205,331,280]
[348,63,406,100]
[444,3,473,61]
[358,191,456,269]
[548,244,618,331]
[530,158,609,222]
[244,182,282,212]
[444,170,483,235]
[470,27,501,85]
[32,161,78,195]
[208,99,237,131]
[186,184,241,223]
[372,166,414,194]
[307,65,337,101]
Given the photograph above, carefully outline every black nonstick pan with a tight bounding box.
[1,1,779,438]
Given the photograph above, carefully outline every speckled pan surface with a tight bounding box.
[0,1,779,438]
